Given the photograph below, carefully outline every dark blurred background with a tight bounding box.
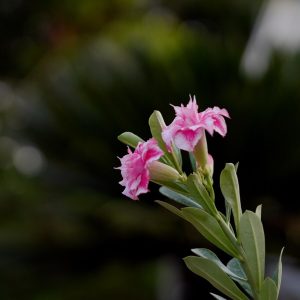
[0,0,300,299]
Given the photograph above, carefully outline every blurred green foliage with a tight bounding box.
[0,0,300,299]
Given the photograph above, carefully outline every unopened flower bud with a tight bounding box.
[148,161,181,184]
[206,154,214,177]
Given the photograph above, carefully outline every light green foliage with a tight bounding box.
[227,258,253,297]
[192,248,245,280]
[220,163,242,237]
[186,174,217,215]
[159,187,202,208]
[239,211,265,292]
[158,161,282,299]
[155,200,183,218]
[272,248,284,298]
[181,208,240,257]
[184,256,248,300]
[255,205,262,219]
[259,278,277,300]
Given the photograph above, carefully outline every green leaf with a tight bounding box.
[259,277,277,300]
[159,186,202,208]
[192,248,245,280]
[117,132,144,148]
[227,258,247,280]
[184,256,248,300]
[181,207,239,257]
[239,211,265,291]
[155,200,183,218]
[210,293,228,300]
[227,258,253,297]
[255,204,262,219]
[272,247,284,298]
[186,174,217,215]
[235,162,239,172]
[220,163,242,236]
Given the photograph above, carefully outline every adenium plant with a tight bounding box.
[116,96,284,300]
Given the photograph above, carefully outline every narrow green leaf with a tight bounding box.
[259,277,277,300]
[192,248,245,280]
[181,208,239,257]
[155,200,183,218]
[210,293,228,300]
[235,162,239,172]
[186,174,217,215]
[227,258,247,280]
[227,258,253,297]
[235,278,253,298]
[255,204,262,219]
[155,180,187,195]
[184,256,248,300]
[272,247,284,298]
[220,163,242,236]
[118,132,144,148]
[239,211,265,291]
[159,186,202,208]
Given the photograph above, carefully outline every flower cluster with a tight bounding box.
[116,96,229,200]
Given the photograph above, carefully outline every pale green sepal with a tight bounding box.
[186,174,217,215]
[148,110,181,170]
[149,111,168,152]
[225,202,231,224]
[159,186,202,208]
[272,247,284,298]
[181,208,239,257]
[239,211,265,291]
[189,153,197,171]
[192,248,245,280]
[184,256,248,300]
[220,163,242,236]
[117,132,144,148]
[155,200,183,218]
[210,293,228,300]
[259,277,278,300]
[255,204,262,219]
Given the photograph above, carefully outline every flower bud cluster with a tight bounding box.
[116,96,229,200]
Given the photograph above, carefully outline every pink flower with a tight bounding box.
[117,138,163,200]
[162,96,204,152]
[162,96,230,152]
[200,107,230,137]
